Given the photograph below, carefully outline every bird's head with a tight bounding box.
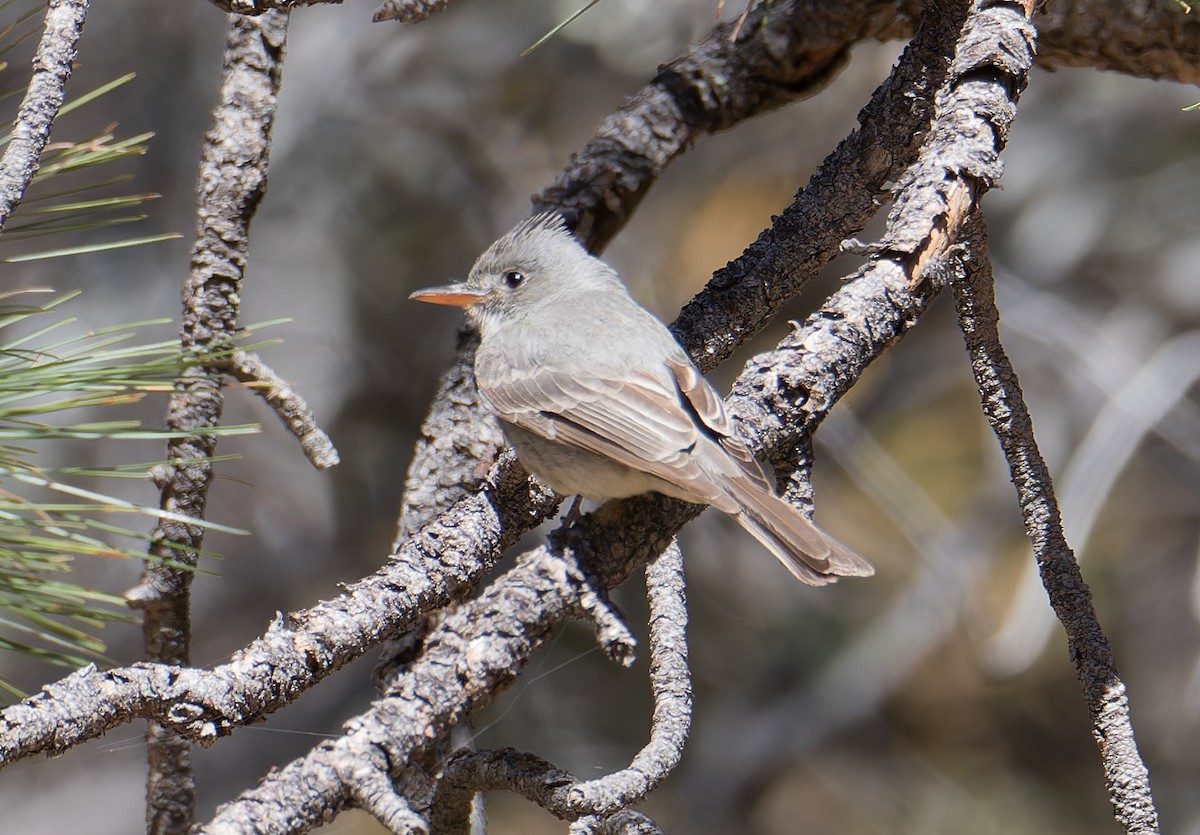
[409,211,616,336]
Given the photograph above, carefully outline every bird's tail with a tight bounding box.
[725,476,875,586]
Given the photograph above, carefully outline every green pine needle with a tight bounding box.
[0,36,258,686]
[4,232,182,263]
[521,0,602,57]
[0,290,262,685]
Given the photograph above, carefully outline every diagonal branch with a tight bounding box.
[534,0,923,253]
[0,0,89,230]
[951,215,1159,834]
[0,451,557,763]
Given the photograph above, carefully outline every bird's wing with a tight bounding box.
[663,355,774,494]
[666,355,875,584]
[476,351,732,506]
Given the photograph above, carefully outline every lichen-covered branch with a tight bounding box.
[951,217,1159,834]
[122,12,289,835]
[0,0,88,229]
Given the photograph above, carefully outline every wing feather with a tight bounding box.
[664,355,773,493]
[476,349,728,505]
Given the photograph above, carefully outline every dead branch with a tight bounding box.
[0,0,88,229]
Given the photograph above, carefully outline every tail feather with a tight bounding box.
[725,477,875,586]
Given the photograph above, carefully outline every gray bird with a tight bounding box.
[410,212,874,585]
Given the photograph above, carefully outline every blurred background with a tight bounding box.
[0,0,1198,832]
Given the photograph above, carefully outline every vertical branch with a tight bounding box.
[951,217,1159,834]
[124,11,289,835]
[0,0,89,229]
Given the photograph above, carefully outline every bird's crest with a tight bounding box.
[509,210,574,242]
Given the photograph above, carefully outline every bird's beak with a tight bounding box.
[408,282,488,308]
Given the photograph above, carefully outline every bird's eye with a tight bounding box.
[502,270,526,289]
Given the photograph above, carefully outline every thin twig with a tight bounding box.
[429,543,689,829]
[124,13,289,835]
[225,349,340,470]
[573,570,638,668]
[0,0,89,230]
[951,215,1160,834]
[432,748,575,834]
[346,764,430,834]
[567,541,690,815]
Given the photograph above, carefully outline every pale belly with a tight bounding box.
[502,422,694,503]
